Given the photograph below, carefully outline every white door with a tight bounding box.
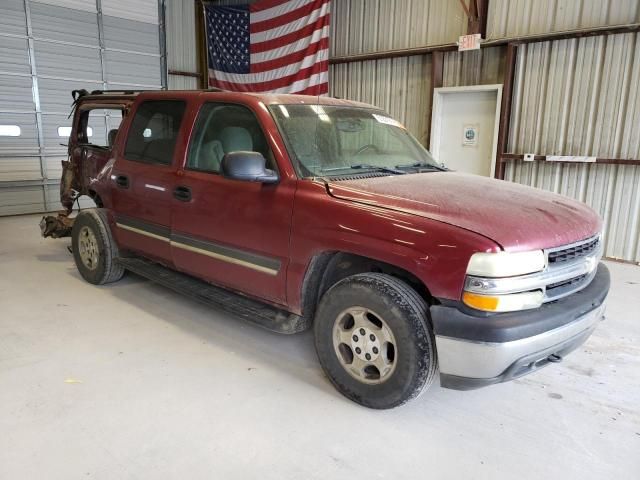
[430,85,502,177]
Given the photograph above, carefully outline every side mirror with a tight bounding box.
[221,151,278,184]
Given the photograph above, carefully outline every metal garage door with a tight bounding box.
[0,0,165,216]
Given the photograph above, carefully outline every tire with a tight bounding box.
[71,208,125,285]
[314,273,437,409]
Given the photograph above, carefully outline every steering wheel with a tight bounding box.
[354,144,381,156]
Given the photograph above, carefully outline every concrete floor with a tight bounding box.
[0,213,639,479]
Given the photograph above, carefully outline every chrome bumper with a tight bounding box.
[432,262,610,390]
[436,302,605,382]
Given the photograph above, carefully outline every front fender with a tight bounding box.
[286,181,500,311]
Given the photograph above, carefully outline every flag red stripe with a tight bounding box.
[250,0,328,34]
[210,77,329,97]
[250,37,329,73]
[210,61,327,92]
[292,82,329,95]
[249,0,294,13]
[250,13,329,54]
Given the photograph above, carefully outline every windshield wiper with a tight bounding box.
[349,164,406,175]
[395,162,446,172]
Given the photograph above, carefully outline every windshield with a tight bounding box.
[269,104,440,178]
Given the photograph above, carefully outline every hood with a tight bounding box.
[327,172,602,252]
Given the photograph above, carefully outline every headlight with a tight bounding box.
[466,250,546,277]
[463,250,546,312]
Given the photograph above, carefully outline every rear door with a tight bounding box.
[170,102,295,304]
[110,98,187,265]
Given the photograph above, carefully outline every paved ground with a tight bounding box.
[1,213,639,479]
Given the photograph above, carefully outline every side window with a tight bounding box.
[186,103,273,173]
[124,100,186,165]
[73,108,123,149]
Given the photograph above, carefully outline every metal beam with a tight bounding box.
[329,23,640,65]
[23,0,49,211]
[495,43,517,180]
[499,154,640,166]
[0,179,60,189]
[427,51,444,148]
[168,69,201,78]
[195,0,208,89]
[158,0,168,90]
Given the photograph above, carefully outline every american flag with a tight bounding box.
[204,0,330,95]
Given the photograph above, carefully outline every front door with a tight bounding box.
[170,102,295,305]
[430,86,502,177]
[111,99,187,265]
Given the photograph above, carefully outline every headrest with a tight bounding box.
[220,127,253,153]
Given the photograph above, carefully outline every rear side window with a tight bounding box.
[124,100,186,165]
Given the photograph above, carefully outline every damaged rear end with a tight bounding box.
[40,89,137,238]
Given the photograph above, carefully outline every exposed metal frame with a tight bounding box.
[460,0,488,37]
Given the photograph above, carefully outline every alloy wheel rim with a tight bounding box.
[332,306,397,385]
[78,226,99,271]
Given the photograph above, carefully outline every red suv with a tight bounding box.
[41,89,609,409]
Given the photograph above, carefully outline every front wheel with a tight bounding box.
[314,273,437,409]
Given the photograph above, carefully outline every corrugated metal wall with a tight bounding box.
[330,0,466,56]
[488,0,640,39]
[166,0,199,89]
[442,46,505,87]
[0,0,163,216]
[327,0,640,262]
[330,55,432,145]
[504,33,640,261]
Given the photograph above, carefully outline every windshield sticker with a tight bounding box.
[372,114,405,129]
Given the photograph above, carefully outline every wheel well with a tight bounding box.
[300,251,434,321]
[88,190,104,208]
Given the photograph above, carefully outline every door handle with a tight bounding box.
[173,185,192,202]
[115,175,129,188]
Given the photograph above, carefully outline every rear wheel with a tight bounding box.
[71,209,125,285]
[314,273,437,409]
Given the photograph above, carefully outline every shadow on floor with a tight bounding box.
[55,245,336,397]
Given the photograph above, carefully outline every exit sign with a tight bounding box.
[458,33,481,51]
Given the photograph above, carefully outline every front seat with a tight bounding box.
[202,127,254,172]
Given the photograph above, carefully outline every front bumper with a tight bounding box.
[431,263,610,390]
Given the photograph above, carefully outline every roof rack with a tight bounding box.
[89,89,146,95]
[71,89,145,101]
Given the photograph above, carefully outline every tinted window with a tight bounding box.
[186,103,273,173]
[124,100,186,165]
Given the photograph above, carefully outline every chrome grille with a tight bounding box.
[548,236,600,265]
[543,235,602,302]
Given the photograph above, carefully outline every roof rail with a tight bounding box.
[89,89,146,95]
[72,89,146,101]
